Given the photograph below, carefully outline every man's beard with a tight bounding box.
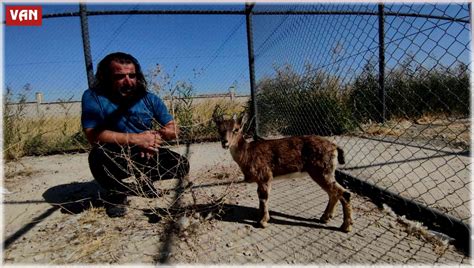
[113,84,145,104]
[118,85,135,97]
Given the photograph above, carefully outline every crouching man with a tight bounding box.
[81,52,189,217]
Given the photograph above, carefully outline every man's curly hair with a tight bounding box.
[92,52,148,96]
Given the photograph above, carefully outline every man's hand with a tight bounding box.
[134,130,162,150]
[135,130,162,159]
[84,124,177,160]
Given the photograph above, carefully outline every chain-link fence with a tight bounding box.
[4,3,251,159]
[3,2,471,264]
[250,2,471,248]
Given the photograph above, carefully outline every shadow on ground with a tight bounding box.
[42,180,106,214]
[142,202,341,232]
[4,180,105,249]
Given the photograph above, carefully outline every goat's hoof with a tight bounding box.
[320,215,332,224]
[340,224,352,233]
[259,221,269,228]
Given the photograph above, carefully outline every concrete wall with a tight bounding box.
[6,94,250,119]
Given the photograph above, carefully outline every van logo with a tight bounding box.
[6,6,42,26]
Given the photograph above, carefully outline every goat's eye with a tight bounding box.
[232,129,239,133]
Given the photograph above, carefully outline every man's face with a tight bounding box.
[110,60,137,98]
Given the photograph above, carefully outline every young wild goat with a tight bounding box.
[212,110,353,232]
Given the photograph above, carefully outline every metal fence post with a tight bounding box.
[378,3,386,123]
[79,3,94,89]
[469,3,472,25]
[245,3,259,137]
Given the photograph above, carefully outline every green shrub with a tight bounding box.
[252,64,357,136]
[3,85,88,160]
[3,85,31,160]
[6,57,468,158]
[350,59,470,121]
[251,59,468,138]
[348,61,382,122]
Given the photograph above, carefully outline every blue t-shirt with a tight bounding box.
[81,89,173,134]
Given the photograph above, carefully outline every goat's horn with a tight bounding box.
[241,113,249,126]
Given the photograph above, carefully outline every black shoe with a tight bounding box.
[105,205,127,218]
[103,193,128,218]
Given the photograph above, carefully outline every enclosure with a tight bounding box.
[3,2,472,265]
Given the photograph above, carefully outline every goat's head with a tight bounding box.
[212,105,248,149]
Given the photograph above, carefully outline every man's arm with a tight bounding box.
[84,128,157,150]
[84,120,179,149]
[158,120,180,140]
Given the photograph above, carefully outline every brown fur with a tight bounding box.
[213,111,353,232]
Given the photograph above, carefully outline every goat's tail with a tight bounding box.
[337,147,345,165]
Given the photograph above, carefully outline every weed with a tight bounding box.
[3,85,88,160]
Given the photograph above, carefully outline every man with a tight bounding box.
[81,52,189,217]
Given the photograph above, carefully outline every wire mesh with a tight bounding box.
[2,2,471,265]
[251,3,471,227]
[3,4,250,159]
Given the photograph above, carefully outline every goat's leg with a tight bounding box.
[339,190,353,232]
[307,170,338,222]
[257,180,271,228]
[320,192,339,223]
[308,169,353,230]
[321,181,353,232]
[327,181,353,232]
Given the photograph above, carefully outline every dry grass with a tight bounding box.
[4,164,34,180]
[64,207,112,263]
[190,98,246,122]
[4,115,83,160]
[359,116,470,149]
[167,98,247,142]
[3,163,244,264]
[4,162,35,190]
[10,115,81,138]
[382,204,452,255]
[360,118,413,137]
[4,97,247,160]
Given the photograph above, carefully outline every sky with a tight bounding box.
[4,3,250,102]
[2,2,471,102]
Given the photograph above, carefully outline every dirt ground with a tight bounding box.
[2,142,471,265]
